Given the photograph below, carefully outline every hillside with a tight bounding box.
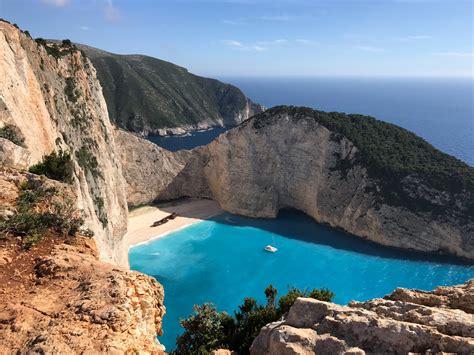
[79,45,264,135]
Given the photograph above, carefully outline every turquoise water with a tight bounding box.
[129,210,474,350]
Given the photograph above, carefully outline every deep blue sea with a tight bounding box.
[130,210,474,351]
[151,77,473,166]
[139,77,474,350]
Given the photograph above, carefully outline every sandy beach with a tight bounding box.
[123,198,222,251]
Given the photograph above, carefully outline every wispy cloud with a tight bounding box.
[41,0,70,6]
[259,14,295,21]
[432,51,473,57]
[355,45,386,53]
[79,26,91,31]
[256,39,287,46]
[222,19,246,25]
[104,0,122,22]
[296,39,319,45]
[221,40,267,52]
[396,35,432,42]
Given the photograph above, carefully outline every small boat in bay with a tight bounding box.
[264,245,278,253]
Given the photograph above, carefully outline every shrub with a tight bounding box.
[29,150,74,183]
[0,175,84,247]
[174,304,232,355]
[174,285,334,354]
[0,124,25,147]
[75,146,103,179]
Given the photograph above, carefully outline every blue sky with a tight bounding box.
[1,0,472,77]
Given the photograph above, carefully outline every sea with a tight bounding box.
[139,77,474,350]
[150,77,473,166]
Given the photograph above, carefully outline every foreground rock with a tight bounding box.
[251,280,474,354]
[0,239,166,354]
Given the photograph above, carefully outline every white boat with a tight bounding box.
[264,245,278,253]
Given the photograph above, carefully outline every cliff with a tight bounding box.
[251,279,474,354]
[79,44,264,136]
[119,106,474,260]
[0,21,128,264]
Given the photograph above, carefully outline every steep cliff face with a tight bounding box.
[119,107,473,260]
[0,21,128,264]
[251,280,474,354]
[79,44,264,136]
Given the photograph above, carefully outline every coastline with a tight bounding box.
[121,198,222,267]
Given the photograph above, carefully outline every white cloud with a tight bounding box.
[259,14,295,21]
[355,45,386,53]
[222,19,246,25]
[104,0,122,22]
[432,51,473,57]
[80,26,91,31]
[41,0,70,6]
[221,40,267,52]
[296,39,318,45]
[396,35,432,42]
[256,39,287,46]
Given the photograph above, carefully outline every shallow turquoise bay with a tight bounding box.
[129,210,474,351]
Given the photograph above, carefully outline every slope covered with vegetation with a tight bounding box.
[79,45,262,134]
[251,106,474,222]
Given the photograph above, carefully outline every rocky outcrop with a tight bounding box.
[251,280,474,355]
[0,137,31,170]
[0,21,128,264]
[119,107,474,260]
[80,44,264,136]
[0,238,166,354]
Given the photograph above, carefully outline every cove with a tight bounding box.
[129,210,474,351]
[148,127,228,152]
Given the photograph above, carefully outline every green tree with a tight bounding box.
[173,303,232,355]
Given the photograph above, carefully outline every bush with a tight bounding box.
[0,175,84,247]
[174,304,233,355]
[29,150,74,183]
[0,124,25,147]
[174,285,334,354]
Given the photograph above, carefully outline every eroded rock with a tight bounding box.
[251,280,474,355]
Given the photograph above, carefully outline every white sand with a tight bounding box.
[123,198,222,250]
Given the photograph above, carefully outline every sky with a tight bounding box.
[1,0,473,77]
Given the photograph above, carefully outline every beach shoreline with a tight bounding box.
[120,198,222,267]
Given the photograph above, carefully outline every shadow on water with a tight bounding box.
[158,202,472,266]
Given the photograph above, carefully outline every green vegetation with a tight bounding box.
[75,146,103,179]
[174,285,334,355]
[0,176,84,248]
[29,151,74,183]
[79,45,261,132]
[35,38,78,59]
[254,106,474,221]
[0,124,25,147]
[64,77,79,103]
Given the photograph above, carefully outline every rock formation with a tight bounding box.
[0,21,128,264]
[118,107,474,260]
[250,279,474,354]
[0,238,166,354]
